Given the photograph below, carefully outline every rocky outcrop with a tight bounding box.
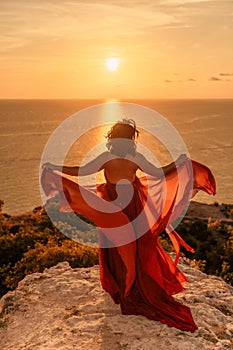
[0,260,233,350]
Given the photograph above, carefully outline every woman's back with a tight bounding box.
[104,157,139,184]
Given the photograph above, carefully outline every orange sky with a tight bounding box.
[0,0,232,99]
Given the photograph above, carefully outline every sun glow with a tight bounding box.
[106,58,119,71]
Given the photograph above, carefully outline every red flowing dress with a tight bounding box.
[41,159,216,332]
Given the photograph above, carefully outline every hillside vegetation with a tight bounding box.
[0,199,232,297]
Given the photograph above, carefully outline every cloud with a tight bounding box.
[164,78,197,83]
[1,0,232,60]
[159,0,213,3]
[219,73,233,76]
[0,0,183,58]
[208,76,223,81]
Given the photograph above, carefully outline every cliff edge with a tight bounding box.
[0,259,233,350]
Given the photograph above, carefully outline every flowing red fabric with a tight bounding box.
[41,159,216,332]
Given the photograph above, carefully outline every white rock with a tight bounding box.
[0,261,232,350]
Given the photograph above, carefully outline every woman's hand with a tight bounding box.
[43,162,59,171]
[176,154,188,166]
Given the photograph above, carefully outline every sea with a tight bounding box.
[0,99,232,214]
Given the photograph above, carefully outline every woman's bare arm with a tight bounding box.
[135,153,187,177]
[43,151,110,176]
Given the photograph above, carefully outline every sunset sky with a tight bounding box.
[0,0,232,99]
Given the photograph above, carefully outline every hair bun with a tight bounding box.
[121,118,136,129]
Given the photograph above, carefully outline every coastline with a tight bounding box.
[2,199,232,221]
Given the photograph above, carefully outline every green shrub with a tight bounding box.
[0,205,98,297]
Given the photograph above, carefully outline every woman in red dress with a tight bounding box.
[42,119,216,332]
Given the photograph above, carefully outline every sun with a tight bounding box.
[106,58,119,71]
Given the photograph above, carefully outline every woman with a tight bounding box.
[42,119,216,332]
